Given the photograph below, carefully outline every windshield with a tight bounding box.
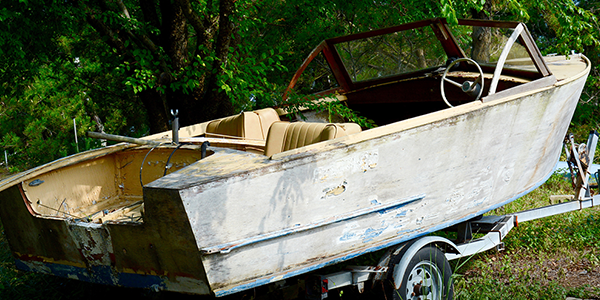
[334,26,448,83]
[448,24,538,74]
[284,19,550,99]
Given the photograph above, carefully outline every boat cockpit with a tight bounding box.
[284,18,560,125]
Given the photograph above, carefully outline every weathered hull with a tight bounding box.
[145,65,589,296]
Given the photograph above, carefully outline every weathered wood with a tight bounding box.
[88,131,167,146]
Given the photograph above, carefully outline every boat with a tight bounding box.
[0,18,590,298]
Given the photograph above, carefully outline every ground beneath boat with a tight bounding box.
[455,247,600,299]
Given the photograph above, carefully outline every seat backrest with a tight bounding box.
[205,108,280,141]
[254,108,281,140]
[264,122,362,157]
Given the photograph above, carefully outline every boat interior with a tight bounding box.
[21,147,204,224]
[19,107,364,224]
[15,19,588,225]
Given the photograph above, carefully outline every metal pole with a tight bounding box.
[4,150,7,171]
[73,118,79,153]
[171,109,179,144]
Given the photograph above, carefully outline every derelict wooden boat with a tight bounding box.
[0,19,590,297]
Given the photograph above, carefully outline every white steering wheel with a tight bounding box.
[440,58,484,108]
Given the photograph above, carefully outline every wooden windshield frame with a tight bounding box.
[283,18,551,100]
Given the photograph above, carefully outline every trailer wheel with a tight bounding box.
[387,245,453,300]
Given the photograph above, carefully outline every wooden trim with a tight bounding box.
[432,20,466,58]
[520,25,552,77]
[456,19,521,28]
[283,42,327,99]
[482,75,557,103]
[326,19,436,44]
[323,41,353,91]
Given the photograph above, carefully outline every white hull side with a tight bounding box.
[147,70,588,295]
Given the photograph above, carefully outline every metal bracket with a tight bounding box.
[564,131,598,200]
[304,266,388,299]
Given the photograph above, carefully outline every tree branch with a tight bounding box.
[176,0,207,40]
[115,0,130,18]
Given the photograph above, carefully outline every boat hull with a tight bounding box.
[146,68,589,296]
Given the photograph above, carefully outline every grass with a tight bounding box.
[452,172,600,299]
[0,171,599,299]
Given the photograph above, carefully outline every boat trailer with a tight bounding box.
[303,131,599,300]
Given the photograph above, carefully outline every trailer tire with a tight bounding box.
[387,245,453,300]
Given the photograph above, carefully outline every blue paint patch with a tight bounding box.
[118,272,165,289]
[14,260,33,272]
[362,226,388,243]
[377,207,396,215]
[370,200,380,205]
[14,258,166,291]
[339,232,357,242]
[395,210,408,217]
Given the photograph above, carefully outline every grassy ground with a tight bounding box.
[451,172,600,300]
[0,171,599,299]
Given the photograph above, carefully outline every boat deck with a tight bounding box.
[545,54,588,81]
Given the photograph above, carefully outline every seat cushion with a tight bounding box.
[264,122,361,157]
[205,108,281,141]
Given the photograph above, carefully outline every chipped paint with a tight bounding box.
[201,194,425,254]
[322,181,347,198]
[313,150,378,183]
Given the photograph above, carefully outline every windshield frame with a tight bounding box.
[284,18,551,100]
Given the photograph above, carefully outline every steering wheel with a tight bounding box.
[440,58,484,108]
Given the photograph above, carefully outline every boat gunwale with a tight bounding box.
[0,141,211,195]
[0,144,136,194]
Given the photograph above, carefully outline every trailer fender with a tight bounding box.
[390,236,460,290]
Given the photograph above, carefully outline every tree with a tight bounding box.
[79,0,286,131]
[2,0,600,170]
[0,0,287,169]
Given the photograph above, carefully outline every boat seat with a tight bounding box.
[264,121,362,157]
[205,108,280,153]
[205,108,280,141]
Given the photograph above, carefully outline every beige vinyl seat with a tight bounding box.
[264,121,362,157]
[205,108,280,152]
[206,108,280,140]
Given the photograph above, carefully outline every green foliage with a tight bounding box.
[283,92,376,128]
[0,12,148,170]
[2,0,600,171]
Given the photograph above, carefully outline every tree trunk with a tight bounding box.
[138,90,169,133]
[470,1,493,63]
[85,0,238,132]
